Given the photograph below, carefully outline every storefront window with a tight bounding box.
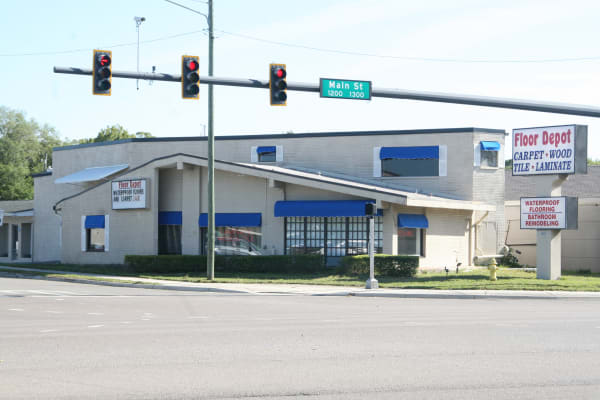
[258,151,276,162]
[286,216,382,257]
[87,228,105,252]
[481,150,499,168]
[158,225,182,255]
[397,228,423,256]
[201,226,263,256]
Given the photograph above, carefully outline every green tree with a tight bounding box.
[94,124,133,142]
[0,107,57,200]
[70,125,154,144]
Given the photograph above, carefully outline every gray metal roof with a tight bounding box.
[505,166,600,200]
[54,164,128,184]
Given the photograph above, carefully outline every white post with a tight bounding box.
[365,216,378,289]
[535,175,567,280]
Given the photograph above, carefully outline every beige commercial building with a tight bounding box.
[2,128,508,269]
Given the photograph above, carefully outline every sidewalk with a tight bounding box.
[2,265,600,300]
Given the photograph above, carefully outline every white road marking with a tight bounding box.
[8,308,24,312]
[45,310,63,314]
[188,316,209,319]
[88,325,104,329]
[40,329,59,333]
[87,312,104,315]
[55,298,64,301]
[120,321,132,324]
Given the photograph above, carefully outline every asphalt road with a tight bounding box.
[1,277,600,400]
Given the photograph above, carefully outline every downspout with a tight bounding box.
[472,211,489,262]
[52,204,63,259]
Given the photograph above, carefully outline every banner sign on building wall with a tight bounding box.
[520,196,578,230]
[512,125,587,176]
[112,179,147,209]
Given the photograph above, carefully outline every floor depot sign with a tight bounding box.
[512,125,587,176]
[520,197,578,230]
[112,179,147,209]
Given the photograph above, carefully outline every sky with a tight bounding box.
[1,0,599,160]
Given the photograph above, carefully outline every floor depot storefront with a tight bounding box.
[29,128,505,268]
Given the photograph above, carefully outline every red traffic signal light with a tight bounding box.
[269,63,287,106]
[93,50,112,96]
[182,55,200,99]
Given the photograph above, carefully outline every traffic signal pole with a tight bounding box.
[54,66,600,118]
[207,0,215,280]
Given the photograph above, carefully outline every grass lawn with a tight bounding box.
[1,263,599,292]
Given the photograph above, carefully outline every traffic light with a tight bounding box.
[269,63,287,106]
[93,50,112,96]
[182,55,200,99]
[365,203,377,217]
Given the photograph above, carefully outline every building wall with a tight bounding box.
[158,168,183,211]
[505,199,600,272]
[61,165,158,265]
[421,208,471,269]
[472,132,507,254]
[46,129,504,266]
[33,175,62,262]
[51,129,504,203]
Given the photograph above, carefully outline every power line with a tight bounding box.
[215,29,600,64]
[3,25,600,64]
[0,30,206,57]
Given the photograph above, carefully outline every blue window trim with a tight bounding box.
[84,215,105,229]
[159,211,182,225]
[199,213,262,227]
[257,146,277,154]
[397,214,429,228]
[380,146,439,160]
[480,141,500,151]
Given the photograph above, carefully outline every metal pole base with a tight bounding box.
[365,278,379,289]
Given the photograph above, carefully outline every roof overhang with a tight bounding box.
[55,164,128,184]
[154,155,495,212]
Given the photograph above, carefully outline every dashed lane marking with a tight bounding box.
[87,325,104,329]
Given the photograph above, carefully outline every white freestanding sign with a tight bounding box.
[520,197,566,229]
[511,124,587,280]
[111,179,147,209]
[512,125,576,175]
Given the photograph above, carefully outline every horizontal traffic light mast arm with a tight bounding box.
[53,66,600,118]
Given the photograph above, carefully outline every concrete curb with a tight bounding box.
[1,266,600,300]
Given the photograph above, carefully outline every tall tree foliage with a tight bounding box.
[0,107,153,200]
[0,107,60,200]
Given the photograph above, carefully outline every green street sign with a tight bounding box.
[320,78,372,100]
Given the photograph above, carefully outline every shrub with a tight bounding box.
[499,248,521,268]
[124,254,324,274]
[337,254,418,277]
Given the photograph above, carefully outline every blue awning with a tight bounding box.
[199,213,262,227]
[257,146,276,154]
[380,146,439,160]
[480,141,500,151]
[85,215,105,229]
[398,214,428,228]
[274,200,382,217]
[159,211,182,225]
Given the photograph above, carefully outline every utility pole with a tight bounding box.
[207,0,215,280]
[163,0,215,279]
